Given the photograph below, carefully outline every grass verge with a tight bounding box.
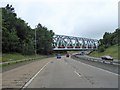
[89,45,119,60]
[1,53,53,68]
[2,53,47,62]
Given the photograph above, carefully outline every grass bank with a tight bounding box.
[1,53,55,68]
[89,45,119,60]
[2,53,48,62]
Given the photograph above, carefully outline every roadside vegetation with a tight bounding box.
[1,53,50,68]
[0,4,56,67]
[89,28,120,60]
[2,4,54,56]
[89,45,119,59]
[2,53,48,62]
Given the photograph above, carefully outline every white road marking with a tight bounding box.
[78,61,119,76]
[21,61,50,89]
[71,59,119,76]
[74,71,81,77]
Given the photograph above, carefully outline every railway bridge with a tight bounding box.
[53,34,99,50]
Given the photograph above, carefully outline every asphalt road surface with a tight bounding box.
[23,56,118,88]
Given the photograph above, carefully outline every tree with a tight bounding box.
[2,27,19,52]
[2,4,55,55]
[35,24,54,55]
[98,28,119,52]
[2,4,35,54]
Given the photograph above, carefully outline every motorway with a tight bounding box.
[23,56,118,88]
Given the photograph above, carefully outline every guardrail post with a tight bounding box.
[103,61,105,63]
[110,61,113,65]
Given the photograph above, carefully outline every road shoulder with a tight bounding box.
[2,57,55,88]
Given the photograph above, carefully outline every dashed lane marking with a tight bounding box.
[74,71,82,77]
[78,61,119,76]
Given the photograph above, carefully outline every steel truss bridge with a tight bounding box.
[53,35,99,51]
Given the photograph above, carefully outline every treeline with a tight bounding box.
[98,28,120,52]
[2,4,54,55]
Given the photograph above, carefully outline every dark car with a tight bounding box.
[56,54,61,59]
[66,54,69,57]
[101,56,113,60]
[79,52,84,55]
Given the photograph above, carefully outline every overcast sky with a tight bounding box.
[1,0,119,39]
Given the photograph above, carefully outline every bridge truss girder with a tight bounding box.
[53,35,99,50]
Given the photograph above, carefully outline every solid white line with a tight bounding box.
[74,71,81,77]
[71,59,119,76]
[78,61,119,76]
[21,61,50,89]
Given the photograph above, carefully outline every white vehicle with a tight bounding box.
[101,56,113,60]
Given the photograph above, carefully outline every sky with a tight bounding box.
[1,0,119,39]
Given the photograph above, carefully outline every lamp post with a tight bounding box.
[35,26,37,56]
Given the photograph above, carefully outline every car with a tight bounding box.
[101,56,113,60]
[56,54,61,59]
[66,54,69,57]
[79,52,84,55]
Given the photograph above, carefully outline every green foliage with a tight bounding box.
[90,28,119,59]
[98,28,119,50]
[0,8,2,29]
[35,24,54,55]
[2,4,55,55]
[2,27,19,52]
[98,45,105,52]
[90,45,118,59]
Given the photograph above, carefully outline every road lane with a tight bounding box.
[65,58,118,88]
[2,57,55,88]
[25,56,118,88]
[26,57,92,88]
[72,55,118,74]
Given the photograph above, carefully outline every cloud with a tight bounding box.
[1,0,119,39]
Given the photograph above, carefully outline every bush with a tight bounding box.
[98,45,105,52]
